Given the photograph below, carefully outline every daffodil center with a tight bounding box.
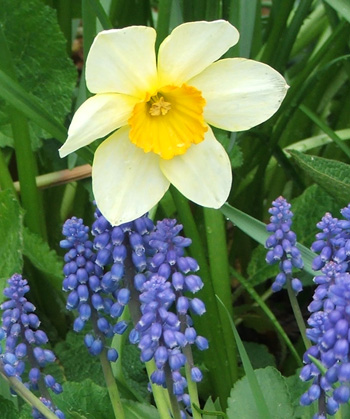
[149,95,172,116]
[128,84,207,160]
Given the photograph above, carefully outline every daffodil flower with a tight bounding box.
[59,20,288,226]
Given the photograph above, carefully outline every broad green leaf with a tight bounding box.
[0,395,20,419]
[0,190,23,289]
[122,341,150,401]
[244,342,276,369]
[22,227,63,291]
[0,0,76,148]
[323,0,350,22]
[292,184,341,246]
[220,203,316,276]
[54,331,105,386]
[227,367,294,419]
[289,150,350,207]
[217,297,273,419]
[122,400,160,419]
[52,380,113,419]
[285,370,316,418]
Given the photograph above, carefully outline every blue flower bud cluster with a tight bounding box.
[265,196,303,293]
[0,274,64,419]
[300,204,350,416]
[60,212,154,360]
[129,219,208,415]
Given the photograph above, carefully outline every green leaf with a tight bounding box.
[323,0,350,22]
[22,227,63,291]
[244,342,276,369]
[291,184,341,246]
[0,0,76,147]
[217,297,273,419]
[203,397,225,419]
[51,380,159,419]
[0,190,23,288]
[54,331,105,386]
[0,395,20,419]
[122,400,160,419]
[289,150,350,207]
[122,341,150,402]
[226,367,294,419]
[284,369,316,418]
[53,380,113,419]
[220,203,316,276]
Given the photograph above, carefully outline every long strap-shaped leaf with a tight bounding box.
[220,203,316,276]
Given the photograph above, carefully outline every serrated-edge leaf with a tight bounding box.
[220,203,316,276]
[0,189,23,283]
[22,227,63,290]
[289,150,350,205]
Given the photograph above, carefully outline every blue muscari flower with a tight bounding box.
[265,196,303,293]
[60,211,155,359]
[300,203,350,416]
[0,274,64,418]
[129,219,208,414]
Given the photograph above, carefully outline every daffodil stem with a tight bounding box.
[0,149,16,194]
[156,0,172,51]
[170,186,233,406]
[203,207,238,383]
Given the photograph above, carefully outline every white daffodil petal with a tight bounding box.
[190,58,289,132]
[160,127,232,208]
[86,27,158,97]
[157,20,239,86]
[59,94,139,157]
[92,127,170,226]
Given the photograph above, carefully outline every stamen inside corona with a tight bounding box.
[149,96,172,116]
[128,84,207,160]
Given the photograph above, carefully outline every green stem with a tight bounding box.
[0,26,46,239]
[164,364,182,419]
[145,360,172,419]
[99,349,125,419]
[82,0,97,97]
[0,366,59,419]
[182,345,202,419]
[0,149,16,194]
[156,0,172,51]
[286,278,310,350]
[203,208,238,383]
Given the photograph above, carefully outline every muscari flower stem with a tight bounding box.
[99,348,125,419]
[90,309,125,419]
[164,363,183,419]
[286,278,310,350]
[183,346,202,419]
[145,360,172,419]
[0,364,59,419]
[123,250,175,419]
